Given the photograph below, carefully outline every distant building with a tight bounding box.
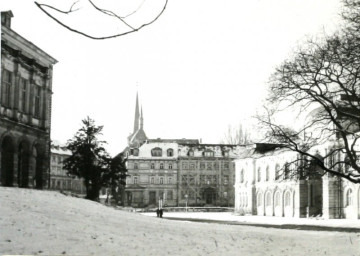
[122,93,241,207]
[0,11,57,188]
[49,143,85,195]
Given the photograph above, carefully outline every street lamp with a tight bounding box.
[185,194,188,212]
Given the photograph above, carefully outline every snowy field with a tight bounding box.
[1,187,359,256]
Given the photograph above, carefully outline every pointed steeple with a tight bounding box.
[140,106,144,130]
[133,92,140,133]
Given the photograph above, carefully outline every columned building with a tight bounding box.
[234,142,360,219]
[0,11,57,188]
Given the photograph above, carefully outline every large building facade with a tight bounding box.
[0,11,57,188]
[123,94,241,207]
[234,142,360,219]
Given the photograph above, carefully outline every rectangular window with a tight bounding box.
[167,190,173,200]
[189,163,195,170]
[169,163,173,169]
[200,162,206,170]
[207,162,212,170]
[19,78,27,112]
[150,177,155,184]
[223,175,229,185]
[34,86,41,118]
[200,175,205,184]
[2,70,12,107]
[168,177,172,184]
[151,163,155,169]
[134,176,138,184]
[134,163,138,169]
[182,162,188,170]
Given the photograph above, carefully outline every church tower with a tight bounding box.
[127,92,148,147]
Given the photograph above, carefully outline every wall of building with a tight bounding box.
[125,141,241,208]
[0,11,57,189]
[49,145,86,195]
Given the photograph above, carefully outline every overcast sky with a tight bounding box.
[2,0,341,155]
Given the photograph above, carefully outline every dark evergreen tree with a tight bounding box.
[64,117,127,201]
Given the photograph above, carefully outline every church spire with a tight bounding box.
[133,92,140,133]
[140,105,144,130]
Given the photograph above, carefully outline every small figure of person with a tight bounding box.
[159,208,163,218]
[156,208,160,218]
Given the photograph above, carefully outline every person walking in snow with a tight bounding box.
[159,208,163,218]
[156,208,160,217]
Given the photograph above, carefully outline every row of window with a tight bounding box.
[150,148,174,157]
[131,176,174,185]
[2,70,43,118]
[238,163,292,183]
[182,161,230,170]
[181,174,230,185]
[132,161,232,170]
[256,191,293,207]
[131,147,233,158]
[133,162,174,170]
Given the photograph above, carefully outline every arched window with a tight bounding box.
[284,162,290,180]
[151,163,155,169]
[133,163,138,169]
[265,191,272,206]
[167,148,174,157]
[344,156,351,174]
[151,147,162,157]
[188,150,194,157]
[265,166,269,181]
[160,177,164,184]
[274,191,280,207]
[169,163,173,169]
[257,167,261,182]
[133,177,138,184]
[150,177,154,184]
[257,192,263,207]
[346,188,353,206]
[160,163,164,169]
[275,164,281,180]
[285,191,291,206]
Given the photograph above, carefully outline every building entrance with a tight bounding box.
[149,191,156,205]
[203,188,216,205]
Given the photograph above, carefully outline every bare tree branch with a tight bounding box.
[34,0,168,40]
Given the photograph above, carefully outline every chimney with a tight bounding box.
[1,11,14,28]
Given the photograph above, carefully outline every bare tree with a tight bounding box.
[258,0,360,183]
[35,0,168,39]
[221,123,251,145]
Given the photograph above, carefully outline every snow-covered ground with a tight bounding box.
[1,187,359,256]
